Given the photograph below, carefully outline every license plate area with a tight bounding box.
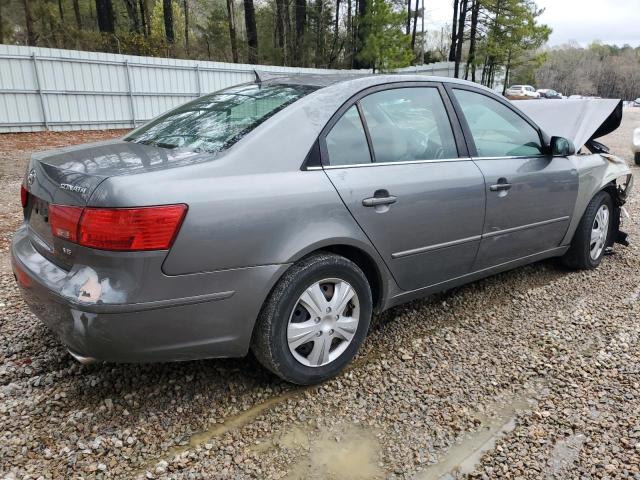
[28,196,54,249]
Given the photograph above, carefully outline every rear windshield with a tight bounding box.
[124,83,318,153]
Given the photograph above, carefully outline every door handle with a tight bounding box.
[489,178,512,192]
[362,194,397,207]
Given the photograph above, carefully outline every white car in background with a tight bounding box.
[505,85,540,100]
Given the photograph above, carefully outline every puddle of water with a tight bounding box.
[415,388,540,480]
[548,433,586,478]
[284,426,384,480]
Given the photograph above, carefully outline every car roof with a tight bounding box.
[259,73,495,92]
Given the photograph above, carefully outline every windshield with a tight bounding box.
[124,83,318,153]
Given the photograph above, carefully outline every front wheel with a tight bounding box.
[252,253,372,385]
[562,191,613,270]
[634,152,640,165]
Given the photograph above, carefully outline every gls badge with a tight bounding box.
[60,183,88,194]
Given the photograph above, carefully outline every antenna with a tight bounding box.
[253,70,283,83]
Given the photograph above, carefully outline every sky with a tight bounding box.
[423,0,640,47]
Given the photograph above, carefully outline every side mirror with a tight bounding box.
[550,136,575,156]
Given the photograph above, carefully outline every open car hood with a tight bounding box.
[514,99,623,151]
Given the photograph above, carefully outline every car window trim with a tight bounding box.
[316,81,469,169]
[444,83,547,158]
[356,102,377,163]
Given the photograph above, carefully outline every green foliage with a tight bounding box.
[477,0,550,87]
[357,0,412,71]
[150,0,186,49]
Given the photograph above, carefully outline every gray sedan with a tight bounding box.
[11,75,633,384]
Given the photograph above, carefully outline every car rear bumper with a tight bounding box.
[11,225,288,363]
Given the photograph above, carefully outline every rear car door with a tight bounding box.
[319,83,486,291]
[448,86,579,270]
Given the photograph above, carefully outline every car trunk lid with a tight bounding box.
[23,140,206,268]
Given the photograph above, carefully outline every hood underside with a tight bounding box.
[514,99,623,150]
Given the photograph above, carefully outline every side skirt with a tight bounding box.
[384,246,569,310]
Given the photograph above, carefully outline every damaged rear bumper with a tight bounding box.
[10,225,287,363]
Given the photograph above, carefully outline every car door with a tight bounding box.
[448,86,579,270]
[319,83,486,291]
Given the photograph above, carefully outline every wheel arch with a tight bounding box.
[261,239,391,315]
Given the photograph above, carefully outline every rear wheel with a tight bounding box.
[562,191,613,270]
[634,152,640,165]
[252,253,372,385]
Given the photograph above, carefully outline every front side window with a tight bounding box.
[359,87,458,163]
[125,83,318,154]
[325,106,372,166]
[453,89,543,157]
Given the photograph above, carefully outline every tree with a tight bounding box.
[453,0,468,77]
[464,0,480,81]
[353,0,367,68]
[294,0,307,65]
[163,0,174,42]
[73,0,82,28]
[226,0,238,62]
[123,0,142,32]
[448,0,458,61]
[183,0,189,52]
[244,0,258,63]
[357,0,412,71]
[95,0,114,33]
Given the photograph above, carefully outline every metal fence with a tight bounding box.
[0,44,455,133]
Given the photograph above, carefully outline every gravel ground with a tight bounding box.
[1,112,639,480]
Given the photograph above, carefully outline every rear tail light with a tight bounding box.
[20,185,28,208]
[48,204,187,251]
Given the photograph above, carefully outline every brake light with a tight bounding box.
[20,185,28,208]
[49,204,187,251]
[49,205,83,242]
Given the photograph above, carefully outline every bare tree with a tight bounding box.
[72,0,82,28]
[163,0,174,42]
[464,0,480,81]
[226,0,239,62]
[244,0,258,63]
[453,0,468,77]
[410,0,419,53]
[448,0,458,61]
[123,0,141,32]
[294,0,306,65]
[95,0,114,33]
[184,0,189,53]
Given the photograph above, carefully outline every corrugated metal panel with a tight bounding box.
[0,44,454,132]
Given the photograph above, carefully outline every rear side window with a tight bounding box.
[453,89,543,157]
[325,106,372,166]
[125,83,318,154]
[359,87,458,163]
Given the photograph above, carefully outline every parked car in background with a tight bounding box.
[505,85,540,100]
[633,98,640,107]
[537,89,562,99]
[11,75,633,385]
[633,127,640,165]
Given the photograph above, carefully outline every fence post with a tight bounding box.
[124,60,137,127]
[195,64,201,97]
[31,53,49,130]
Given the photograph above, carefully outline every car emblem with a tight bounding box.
[59,183,88,194]
[27,169,36,186]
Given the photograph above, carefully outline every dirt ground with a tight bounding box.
[0,111,639,479]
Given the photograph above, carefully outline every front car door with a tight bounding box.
[447,86,579,270]
[318,83,486,291]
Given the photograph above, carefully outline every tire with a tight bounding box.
[251,252,372,385]
[634,152,640,165]
[562,191,613,270]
